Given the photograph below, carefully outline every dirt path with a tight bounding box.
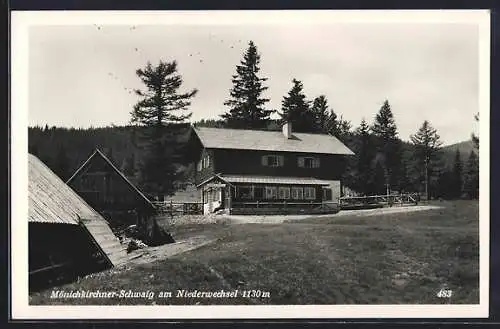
[225,205,443,224]
[126,235,217,265]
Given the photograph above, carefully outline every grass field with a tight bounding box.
[29,200,479,305]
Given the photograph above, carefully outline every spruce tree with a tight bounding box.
[409,120,443,199]
[354,118,374,195]
[463,150,479,199]
[311,95,331,133]
[131,60,197,199]
[371,158,387,195]
[472,112,479,150]
[280,79,315,133]
[451,149,463,199]
[221,41,273,129]
[371,100,401,192]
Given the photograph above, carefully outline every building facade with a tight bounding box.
[188,123,355,215]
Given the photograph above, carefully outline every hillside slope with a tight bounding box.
[441,140,478,168]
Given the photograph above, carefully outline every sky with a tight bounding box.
[27,11,484,146]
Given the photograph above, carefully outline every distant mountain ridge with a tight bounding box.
[441,140,478,168]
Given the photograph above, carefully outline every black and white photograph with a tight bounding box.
[10,9,490,319]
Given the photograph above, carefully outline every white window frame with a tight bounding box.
[265,186,278,199]
[298,156,320,168]
[237,185,254,200]
[269,155,281,167]
[291,187,304,200]
[278,187,291,199]
[304,187,316,200]
[263,155,284,167]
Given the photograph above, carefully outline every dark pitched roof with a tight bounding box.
[67,148,155,211]
[193,127,354,155]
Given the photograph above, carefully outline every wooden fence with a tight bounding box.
[339,193,420,209]
[230,201,340,215]
[152,201,203,217]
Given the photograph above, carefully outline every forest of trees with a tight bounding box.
[28,40,479,201]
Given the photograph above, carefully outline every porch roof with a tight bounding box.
[219,175,332,186]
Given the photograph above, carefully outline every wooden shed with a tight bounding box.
[28,154,128,291]
[67,149,172,246]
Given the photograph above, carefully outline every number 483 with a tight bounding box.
[436,289,453,298]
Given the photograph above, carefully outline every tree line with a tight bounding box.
[29,40,479,200]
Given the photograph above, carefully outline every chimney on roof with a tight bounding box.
[282,121,292,139]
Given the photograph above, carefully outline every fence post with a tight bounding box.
[170,200,173,220]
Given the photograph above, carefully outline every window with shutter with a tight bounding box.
[298,157,305,167]
[278,155,285,167]
[263,155,283,167]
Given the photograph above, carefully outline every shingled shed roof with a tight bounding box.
[28,154,102,225]
[28,154,129,267]
[192,127,354,155]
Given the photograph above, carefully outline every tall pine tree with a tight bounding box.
[371,100,401,192]
[472,112,479,150]
[131,60,197,199]
[353,118,374,195]
[279,79,315,133]
[409,120,443,199]
[221,41,273,129]
[463,150,479,199]
[311,95,331,133]
[451,148,463,199]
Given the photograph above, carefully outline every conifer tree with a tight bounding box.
[451,148,463,199]
[371,158,387,195]
[354,118,374,195]
[472,112,479,150]
[280,79,315,132]
[371,100,402,192]
[463,150,479,199]
[409,120,443,199]
[131,60,197,199]
[221,41,273,129]
[311,95,331,133]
